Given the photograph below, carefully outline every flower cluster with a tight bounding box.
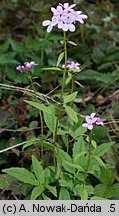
[16,62,37,72]
[82,113,104,130]
[42,3,87,32]
[62,60,80,70]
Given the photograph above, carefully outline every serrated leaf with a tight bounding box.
[32,155,44,184]
[94,184,114,199]
[65,105,78,123]
[2,168,38,186]
[64,91,78,104]
[98,167,115,185]
[56,52,64,67]
[31,185,44,200]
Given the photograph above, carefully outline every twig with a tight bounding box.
[0,127,40,133]
[0,141,27,154]
[0,83,59,104]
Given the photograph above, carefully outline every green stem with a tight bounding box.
[28,73,44,158]
[83,130,93,189]
[53,31,67,144]
[53,32,67,173]
[71,77,75,94]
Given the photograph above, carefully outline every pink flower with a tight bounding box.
[16,65,25,72]
[16,61,38,72]
[24,61,38,70]
[42,3,87,32]
[82,113,104,130]
[62,60,80,70]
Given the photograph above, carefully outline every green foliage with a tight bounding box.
[0,0,118,201]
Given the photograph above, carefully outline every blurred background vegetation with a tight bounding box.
[0,0,119,198]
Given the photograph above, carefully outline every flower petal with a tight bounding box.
[87,124,93,130]
[82,123,88,128]
[47,25,53,32]
[68,24,75,32]
[58,21,63,29]
[90,113,96,118]
[42,20,51,26]
[62,24,68,31]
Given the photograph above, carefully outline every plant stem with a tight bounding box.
[53,32,67,174]
[53,31,67,143]
[71,76,75,94]
[83,130,93,190]
[28,73,44,158]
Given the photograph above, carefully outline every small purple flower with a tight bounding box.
[16,65,25,72]
[24,61,38,70]
[16,61,38,72]
[62,60,80,70]
[82,113,104,130]
[42,3,87,32]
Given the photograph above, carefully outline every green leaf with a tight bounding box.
[92,142,115,157]
[72,126,87,139]
[41,67,62,72]
[93,155,107,169]
[65,105,78,123]
[91,140,97,148]
[2,168,38,186]
[64,91,78,104]
[64,161,84,172]
[22,137,39,150]
[46,185,57,197]
[74,184,93,197]
[42,193,51,200]
[75,80,83,87]
[43,105,57,133]
[0,53,19,65]
[56,52,64,67]
[59,188,70,200]
[31,185,44,200]
[98,167,115,185]
[81,187,88,200]
[68,68,81,73]
[67,40,77,46]
[55,148,62,180]
[90,196,106,200]
[59,149,75,174]
[73,137,86,161]
[59,178,73,189]
[25,100,55,116]
[94,184,114,199]
[112,184,119,199]
[32,155,44,184]
[74,152,85,163]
